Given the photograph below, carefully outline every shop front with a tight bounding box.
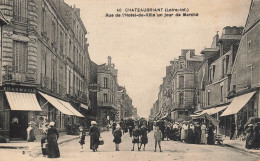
[0,91,42,141]
[220,91,258,138]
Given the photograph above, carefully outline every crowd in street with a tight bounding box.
[25,117,260,159]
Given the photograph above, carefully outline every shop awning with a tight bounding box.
[199,105,228,116]
[80,103,89,110]
[5,92,42,111]
[38,92,74,116]
[221,91,256,117]
[59,100,84,117]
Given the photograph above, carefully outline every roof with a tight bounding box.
[244,0,260,33]
[219,34,242,41]
[186,55,203,61]
[201,48,219,53]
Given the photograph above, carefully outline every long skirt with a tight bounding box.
[181,129,186,140]
[201,130,207,144]
[90,136,99,150]
[47,141,60,158]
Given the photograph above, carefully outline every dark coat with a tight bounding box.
[89,125,100,150]
[47,127,60,158]
[113,129,122,144]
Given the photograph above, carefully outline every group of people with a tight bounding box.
[111,118,163,152]
[245,122,260,149]
[154,119,216,145]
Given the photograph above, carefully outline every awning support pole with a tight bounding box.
[41,101,49,108]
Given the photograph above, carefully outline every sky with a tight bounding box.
[64,0,251,118]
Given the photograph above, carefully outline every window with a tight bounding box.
[222,58,226,78]
[179,93,184,106]
[103,93,108,102]
[104,77,108,88]
[179,75,184,88]
[247,65,252,87]
[13,0,28,22]
[60,32,63,53]
[13,41,28,73]
[180,62,184,69]
[52,21,56,42]
[41,5,46,32]
[248,40,251,52]
[41,52,47,75]
[226,55,229,74]
[220,86,223,102]
[207,91,211,105]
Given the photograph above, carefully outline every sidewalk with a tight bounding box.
[223,138,260,156]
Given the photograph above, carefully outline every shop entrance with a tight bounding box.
[10,111,28,140]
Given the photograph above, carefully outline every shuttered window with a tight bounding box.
[13,0,28,22]
[13,41,28,73]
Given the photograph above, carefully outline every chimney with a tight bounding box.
[108,56,112,67]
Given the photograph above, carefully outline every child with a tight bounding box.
[113,124,122,151]
[79,126,86,151]
[154,126,162,152]
[139,124,148,151]
[131,125,140,151]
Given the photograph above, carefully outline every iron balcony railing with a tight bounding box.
[2,65,37,84]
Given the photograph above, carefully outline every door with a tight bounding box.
[10,111,28,140]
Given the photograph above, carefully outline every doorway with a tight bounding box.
[10,111,28,140]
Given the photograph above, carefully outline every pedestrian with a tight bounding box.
[139,124,148,151]
[187,123,194,144]
[245,124,254,149]
[47,121,60,158]
[27,121,36,142]
[79,126,86,152]
[89,121,100,152]
[127,119,134,137]
[131,125,140,151]
[194,122,201,144]
[41,122,49,157]
[113,124,122,151]
[207,123,215,145]
[181,122,188,142]
[112,121,117,134]
[154,126,162,152]
[200,122,207,144]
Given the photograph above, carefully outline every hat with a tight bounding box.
[49,121,55,126]
[91,121,97,125]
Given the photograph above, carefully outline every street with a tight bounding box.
[12,130,257,161]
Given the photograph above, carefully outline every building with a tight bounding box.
[195,26,243,135]
[96,56,118,126]
[0,0,90,141]
[117,86,134,119]
[170,49,203,122]
[220,0,260,137]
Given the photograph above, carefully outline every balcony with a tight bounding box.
[97,101,117,109]
[2,65,37,84]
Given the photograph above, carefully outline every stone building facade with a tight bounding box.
[96,56,118,126]
[170,50,203,122]
[0,0,90,141]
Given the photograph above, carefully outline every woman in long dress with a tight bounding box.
[207,124,215,145]
[200,123,207,144]
[181,123,188,142]
[89,121,100,152]
[47,122,60,158]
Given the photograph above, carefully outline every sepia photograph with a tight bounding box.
[0,0,259,160]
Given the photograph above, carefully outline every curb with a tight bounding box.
[224,144,260,156]
[0,146,28,149]
[29,136,80,158]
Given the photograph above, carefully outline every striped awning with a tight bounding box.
[5,92,42,111]
[221,92,256,117]
[38,92,74,116]
[59,100,84,117]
